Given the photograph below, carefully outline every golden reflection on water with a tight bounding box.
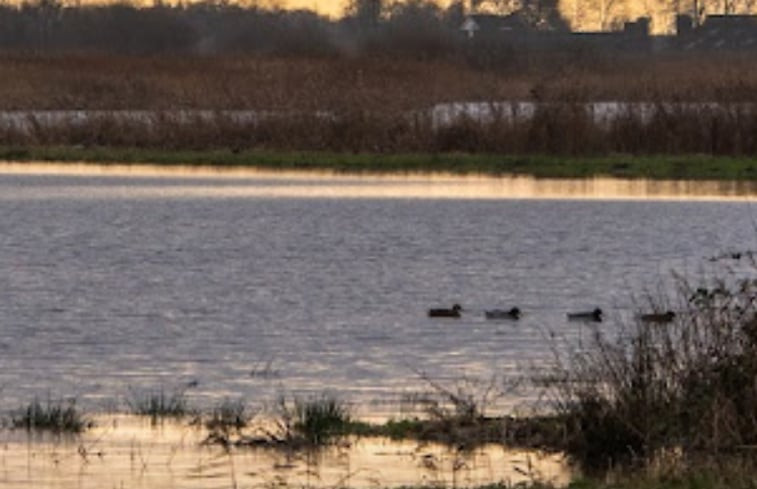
[0,162,755,201]
[0,415,571,489]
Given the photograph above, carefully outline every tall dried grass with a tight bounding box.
[3,53,757,155]
[544,257,757,471]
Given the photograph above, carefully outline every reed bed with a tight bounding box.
[3,103,757,158]
[3,53,757,156]
[3,53,757,109]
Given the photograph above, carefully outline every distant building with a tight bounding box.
[460,13,651,52]
[676,14,757,50]
[459,11,757,54]
[460,13,532,39]
[623,17,650,38]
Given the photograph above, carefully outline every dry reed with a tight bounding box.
[3,53,757,155]
[544,257,757,471]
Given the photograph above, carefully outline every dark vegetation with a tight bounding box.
[564,471,757,489]
[289,395,353,445]
[0,0,567,60]
[0,0,469,57]
[10,398,92,433]
[204,398,249,432]
[202,394,354,448]
[126,386,191,421]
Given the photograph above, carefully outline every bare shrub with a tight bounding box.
[545,257,757,470]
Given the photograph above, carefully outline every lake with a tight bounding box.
[0,163,755,419]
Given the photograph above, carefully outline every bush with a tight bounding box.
[546,258,757,470]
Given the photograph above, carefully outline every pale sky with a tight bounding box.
[267,0,347,17]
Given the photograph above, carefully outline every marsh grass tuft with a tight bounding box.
[202,393,352,449]
[254,394,353,447]
[126,387,190,421]
[205,399,249,432]
[11,398,92,433]
[290,395,352,446]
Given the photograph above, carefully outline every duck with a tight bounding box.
[639,310,676,324]
[567,308,603,322]
[485,307,521,320]
[428,304,462,318]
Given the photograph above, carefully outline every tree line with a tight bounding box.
[0,0,461,56]
[0,0,573,58]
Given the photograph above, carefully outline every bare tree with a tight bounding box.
[344,0,381,27]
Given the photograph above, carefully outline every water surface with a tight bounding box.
[0,163,754,417]
[0,415,570,489]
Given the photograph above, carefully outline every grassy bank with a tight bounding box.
[2,146,757,180]
[560,471,757,489]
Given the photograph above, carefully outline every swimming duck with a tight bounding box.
[428,304,462,318]
[639,310,675,324]
[485,307,521,320]
[567,308,603,322]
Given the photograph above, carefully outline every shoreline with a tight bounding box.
[1,162,756,202]
[0,411,573,489]
[2,146,757,182]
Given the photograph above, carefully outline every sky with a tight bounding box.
[263,0,347,17]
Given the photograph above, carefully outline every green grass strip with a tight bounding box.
[1,146,757,180]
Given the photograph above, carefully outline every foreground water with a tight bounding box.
[0,163,755,419]
[0,415,570,489]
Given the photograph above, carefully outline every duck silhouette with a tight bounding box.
[428,304,463,318]
[567,308,603,322]
[485,307,521,320]
[639,310,675,324]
